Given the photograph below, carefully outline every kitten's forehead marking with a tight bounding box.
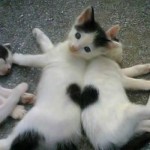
[75,21,110,48]
[0,45,8,60]
[80,32,95,46]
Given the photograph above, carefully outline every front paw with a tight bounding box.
[12,53,24,65]
[21,93,36,104]
[11,105,27,119]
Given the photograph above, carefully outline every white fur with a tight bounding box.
[0,28,87,149]
[0,83,28,123]
[81,56,150,149]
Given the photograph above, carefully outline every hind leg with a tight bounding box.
[0,85,35,103]
[122,64,150,77]
[0,83,28,123]
[32,28,54,53]
[0,86,35,103]
[10,105,27,120]
[123,76,150,90]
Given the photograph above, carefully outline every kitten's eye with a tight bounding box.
[84,47,91,53]
[75,32,81,39]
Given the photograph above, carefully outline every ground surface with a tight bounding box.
[0,0,150,149]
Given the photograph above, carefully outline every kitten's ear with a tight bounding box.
[76,6,95,25]
[106,25,120,39]
[3,43,11,50]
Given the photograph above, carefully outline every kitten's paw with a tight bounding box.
[21,93,36,104]
[12,53,24,64]
[32,28,43,38]
[11,105,27,119]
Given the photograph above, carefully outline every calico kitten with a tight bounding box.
[0,43,12,76]
[68,7,150,150]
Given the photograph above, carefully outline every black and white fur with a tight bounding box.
[1,7,150,150]
[68,7,150,150]
[0,7,122,150]
[0,27,86,149]
[0,43,12,76]
[0,43,35,123]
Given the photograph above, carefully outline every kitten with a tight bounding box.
[0,43,12,76]
[6,7,125,150]
[0,7,149,150]
[0,27,87,150]
[68,7,150,150]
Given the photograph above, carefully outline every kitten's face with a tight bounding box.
[68,6,122,60]
[0,44,12,76]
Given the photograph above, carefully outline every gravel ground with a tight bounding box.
[0,0,150,149]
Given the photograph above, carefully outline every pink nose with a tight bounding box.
[69,45,78,52]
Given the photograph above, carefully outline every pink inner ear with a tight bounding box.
[77,7,92,24]
[106,25,120,39]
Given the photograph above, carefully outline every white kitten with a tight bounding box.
[69,7,150,150]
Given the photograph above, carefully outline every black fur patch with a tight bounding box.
[57,142,78,150]
[75,20,110,48]
[66,83,81,105]
[113,37,119,42]
[10,130,45,150]
[0,45,8,60]
[67,84,99,109]
[81,85,99,109]
[121,132,150,150]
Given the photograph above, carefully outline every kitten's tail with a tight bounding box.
[0,83,28,123]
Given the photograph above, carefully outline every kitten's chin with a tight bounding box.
[70,52,94,60]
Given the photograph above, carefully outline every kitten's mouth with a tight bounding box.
[69,45,79,53]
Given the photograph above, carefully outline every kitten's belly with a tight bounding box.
[15,105,81,144]
[82,103,135,148]
[36,67,83,104]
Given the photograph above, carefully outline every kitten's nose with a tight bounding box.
[69,45,78,52]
